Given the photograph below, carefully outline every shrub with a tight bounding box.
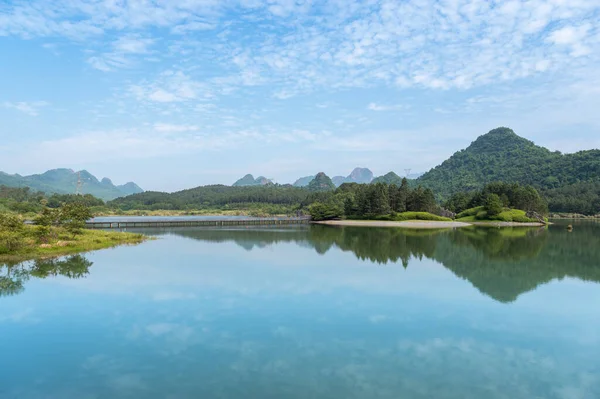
[0,213,24,231]
[0,231,26,254]
[390,212,453,222]
[456,206,484,219]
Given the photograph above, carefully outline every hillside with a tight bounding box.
[372,172,404,185]
[0,169,143,201]
[417,127,600,212]
[307,172,335,192]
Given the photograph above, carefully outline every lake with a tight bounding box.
[1,220,599,398]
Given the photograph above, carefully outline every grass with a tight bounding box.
[0,226,148,263]
[349,212,453,222]
[456,207,540,223]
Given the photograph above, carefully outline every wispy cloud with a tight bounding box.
[2,101,48,116]
[367,103,407,112]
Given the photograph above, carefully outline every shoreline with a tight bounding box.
[312,220,546,228]
[312,220,471,229]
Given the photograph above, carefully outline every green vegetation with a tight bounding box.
[417,127,600,215]
[444,181,548,215]
[456,207,539,223]
[1,185,106,217]
[0,201,146,262]
[307,178,443,221]
[109,184,310,213]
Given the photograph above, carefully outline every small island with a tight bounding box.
[307,179,548,228]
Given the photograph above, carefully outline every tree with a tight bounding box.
[308,201,343,221]
[391,178,409,212]
[484,193,503,217]
[60,202,93,234]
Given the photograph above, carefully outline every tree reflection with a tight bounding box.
[161,223,600,303]
[0,254,93,298]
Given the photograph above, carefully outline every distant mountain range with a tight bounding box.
[0,168,143,201]
[294,168,421,188]
[232,174,273,187]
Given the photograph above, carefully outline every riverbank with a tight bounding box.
[313,220,471,229]
[469,221,546,227]
[0,226,147,263]
[312,220,546,228]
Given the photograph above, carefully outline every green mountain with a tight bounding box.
[307,172,335,192]
[417,127,600,212]
[372,172,404,185]
[0,169,143,201]
[232,174,273,187]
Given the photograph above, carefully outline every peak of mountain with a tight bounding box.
[467,127,540,154]
[232,174,273,187]
[293,175,315,187]
[0,168,143,201]
[308,172,335,192]
[372,172,404,185]
[117,182,144,196]
[348,167,374,184]
[417,127,600,199]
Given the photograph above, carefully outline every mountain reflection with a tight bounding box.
[161,224,600,303]
[0,255,93,298]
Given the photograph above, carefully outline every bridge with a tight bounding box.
[85,217,312,229]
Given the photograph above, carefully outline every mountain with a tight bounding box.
[372,172,404,185]
[327,167,374,187]
[417,127,600,205]
[348,167,374,184]
[293,176,315,187]
[331,176,347,186]
[0,168,143,201]
[232,174,273,187]
[307,172,335,192]
[116,182,145,196]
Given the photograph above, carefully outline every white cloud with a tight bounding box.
[367,103,407,112]
[2,101,48,116]
[153,123,199,133]
[130,71,210,103]
[113,35,154,54]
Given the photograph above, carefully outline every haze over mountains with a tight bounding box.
[0,168,143,201]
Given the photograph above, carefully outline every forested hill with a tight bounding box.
[417,127,600,211]
[0,169,143,201]
[109,184,311,210]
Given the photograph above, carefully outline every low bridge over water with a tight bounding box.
[85,217,311,229]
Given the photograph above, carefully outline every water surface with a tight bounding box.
[1,221,599,398]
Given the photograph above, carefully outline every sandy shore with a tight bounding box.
[469,221,546,227]
[312,220,547,228]
[312,220,471,229]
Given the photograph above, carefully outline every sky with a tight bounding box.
[1,0,600,192]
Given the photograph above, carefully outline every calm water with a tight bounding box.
[1,220,600,398]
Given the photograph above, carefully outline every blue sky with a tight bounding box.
[1,0,599,191]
